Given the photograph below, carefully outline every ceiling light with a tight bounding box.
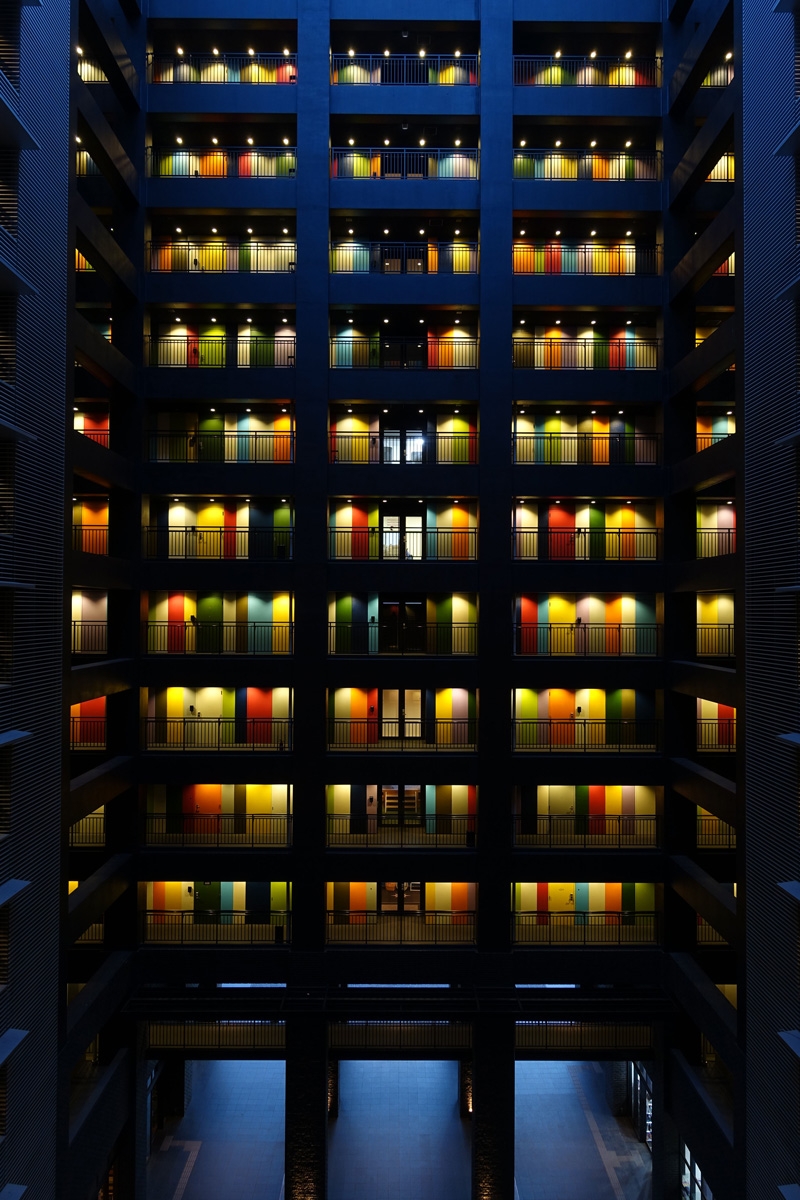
[554,50,562,59]
[384,228,389,234]
[618,410,623,414]
[176,136,183,145]
[727,410,732,415]
[590,50,597,59]
[419,319,424,324]
[211,317,217,323]
[347,407,352,413]
[212,137,218,145]
[454,319,460,325]
[173,498,179,502]
[419,228,425,235]
[625,50,632,60]
[591,319,596,325]
[455,139,461,147]
[454,409,459,413]
[283,49,290,57]
[384,50,390,57]
[212,48,219,56]
[519,319,525,325]
[519,229,526,235]
[555,139,562,148]
[555,409,560,414]
[348,138,355,146]
[175,316,181,322]
[625,229,632,236]
[211,227,217,233]
[419,138,426,146]
[246,407,251,412]
[625,140,632,148]
[725,51,733,61]
[454,228,460,235]
[247,137,254,145]
[555,229,561,236]
[626,320,632,325]
[419,49,426,58]
[176,47,183,56]
[247,227,253,234]
[520,139,526,148]
[348,318,353,324]
[282,317,288,323]
[348,228,354,234]
[75,136,81,144]
[727,500,733,505]
[283,137,290,146]
[348,49,355,58]
[555,319,561,325]
[246,317,252,323]
[76,46,83,55]
[283,227,288,234]
[248,48,255,56]
[384,139,390,146]
[419,409,424,413]
[591,410,596,414]
[590,140,597,148]
[383,318,389,324]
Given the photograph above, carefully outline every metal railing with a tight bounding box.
[71,526,108,555]
[697,719,736,752]
[706,154,734,182]
[146,146,297,178]
[330,432,477,464]
[143,622,294,655]
[76,59,108,83]
[148,1021,286,1051]
[327,719,477,751]
[327,814,476,848]
[147,240,297,273]
[514,623,662,657]
[75,427,110,448]
[512,528,661,561]
[702,64,735,87]
[71,622,108,654]
[696,625,735,657]
[513,719,661,752]
[329,527,477,561]
[516,1021,654,1052]
[143,911,291,944]
[697,918,727,945]
[513,150,662,180]
[696,433,733,452]
[148,52,297,84]
[76,150,101,177]
[513,911,658,945]
[513,814,657,848]
[328,622,477,655]
[330,336,478,369]
[325,910,476,945]
[143,718,293,751]
[141,527,293,560]
[697,816,736,849]
[512,338,659,369]
[69,814,106,847]
[329,1022,472,1052]
[70,718,107,749]
[512,242,661,275]
[330,241,478,273]
[331,147,479,179]
[147,430,294,462]
[144,336,296,368]
[77,922,105,944]
[331,53,478,85]
[696,529,736,557]
[144,814,292,847]
[513,433,660,464]
[513,55,662,87]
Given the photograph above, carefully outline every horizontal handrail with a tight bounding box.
[148,52,297,83]
[141,527,293,560]
[696,529,736,557]
[75,427,110,448]
[512,338,660,369]
[325,910,476,945]
[696,433,733,452]
[70,717,107,749]
[331,147,479,179]
[142,622,294,655]
[514,623,662,656]
[69,814,106,847]
[328,622,477,655]
[696,719,736,752]
[702,64,735,87]
[331,53,478,85]
[330,336,478,369]
[514,814,658,848]
[327,814,476,848]
[513,150,662,180]
[696,625,735,656]
[76,59,107,83]
[512,242,661,275]
[71,622,108,654]
[330,431,477,464]
[706,154,735,182]
[696,918,727,945]
[327,718,477,751]
[147,430,294,462]
[512,528,661,561]
[144,814,292,847]
[144,336,296,368]
[513,433,660,465]
[148,1021,286,1051]
[146,146,297,178]
[697,815,736,848]
[143,911,291,944]
[71,526,108,555]
[146,240,297,272]
[143,717,292,751]
[513,56,662,87]
[513,718,661,752]
[330,240,478,274]
[329,527,477,561]
[513,911,658,945]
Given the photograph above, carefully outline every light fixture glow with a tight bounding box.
[247,227,253,234]
[75,136,81,144]
[384,50,390,57]
[177,47,184,56]
[248,48,255,56]
[590,229,596,236]
[176,136,183,145]
[348,138,354,146]
[454,139,461,147]
[419,229,425,235]
[520,140,526,148]
[454,228,460,235]
[454,319,460,325]
[590,319,596,325]
[348,49,355,57]
[283,228,289,234]
[211,227,217,233]
[590,50,597,59]
[555,139,562,148]
[555,229,561,236]
[590,140,597,148]
[554,50,562,59]
[419,138,426,146]
[625,50,632,59]
[384,228,389,234]
[625,229,632,236]
[212,48,219,56]
[383,318,389,324]
[455,50,461,58]
[212,137,218,145]
[246,317,252,323]
[555,319,561,325]
[348,228,353,234]
[76,45,83,55]
[419,49,426,58]
[210,317,216,323]
[283,137,290,145]
[725,51,733,61]
[626,320,632,325]
[625,140,632,148]
[247,137,254,145]
[384,139,390,146]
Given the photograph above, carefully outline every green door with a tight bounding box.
[194,880,220,924]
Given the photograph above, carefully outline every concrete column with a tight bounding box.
[285,1017,328,1200]
[327,1058,339,1118]
[459,1056,473,1118]
[650,1036,683,1200]
[472,1017,515,1200]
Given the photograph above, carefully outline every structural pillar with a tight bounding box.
[472,1016,515,1200]
[285,1016,328,1200]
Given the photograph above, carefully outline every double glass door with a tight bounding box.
[380,688,422,738]
[379,880,422,912]
[379,598,425,653]
[382,424,427,464]
[379,783,422,826]
[381,511,423,560]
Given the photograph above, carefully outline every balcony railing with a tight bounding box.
[146,146,297,178]
[141,527,293,560]
[328,622,477,656]
[513,719,661,752]
[325,911,476,945]
[513,433,660,465]
[512,242,661,275]
[144,336,296,368]
[514,814,657,848]
[330,431,477,464]
[512,528,661,561]
[697,918,727,945]
[71,622,108,654]
[331,148,479,179]
[329,527,477,561]
[147,430,294,463]
[697,720,736,752]
[327,719,477,751]
[76,59,108,83]
[513,55,662,87]
[143,911,291,944]
[330,241,478,274]
[147,240,297,273]
[514,623,662,657]
[696,625,734,657]
[696,529,736,557]
[71,526,108,555]
[69,814,106,847]
[144,814,292,847]
[327,814,476,848]
[148,52,297,84]
[330,336,478,369]
[143,717,292,751]
[77,922,105,944]
[75,427,110,448]
[143,622,294,655]
[707,154,734,182]
[513,150,662,180]
[331,53,478,85]
[70,718,107,750]
[702,64,735,87]
[513,911,657,945]
[696,433,733,452]
[512,338,659,370]
[697,816,736,849]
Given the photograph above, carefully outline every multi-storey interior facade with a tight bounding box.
[62,0,749,1197]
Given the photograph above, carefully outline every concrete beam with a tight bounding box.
[669,854,737,944]
[79,0,140,108]
[670,88,735,207]
[74,194,137,297]
[670,0,732,115]
[67,854,133,942]
[671,317,736,395]
[69,756,134,825]
[74,78,138,202]
[670,199,736,303]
